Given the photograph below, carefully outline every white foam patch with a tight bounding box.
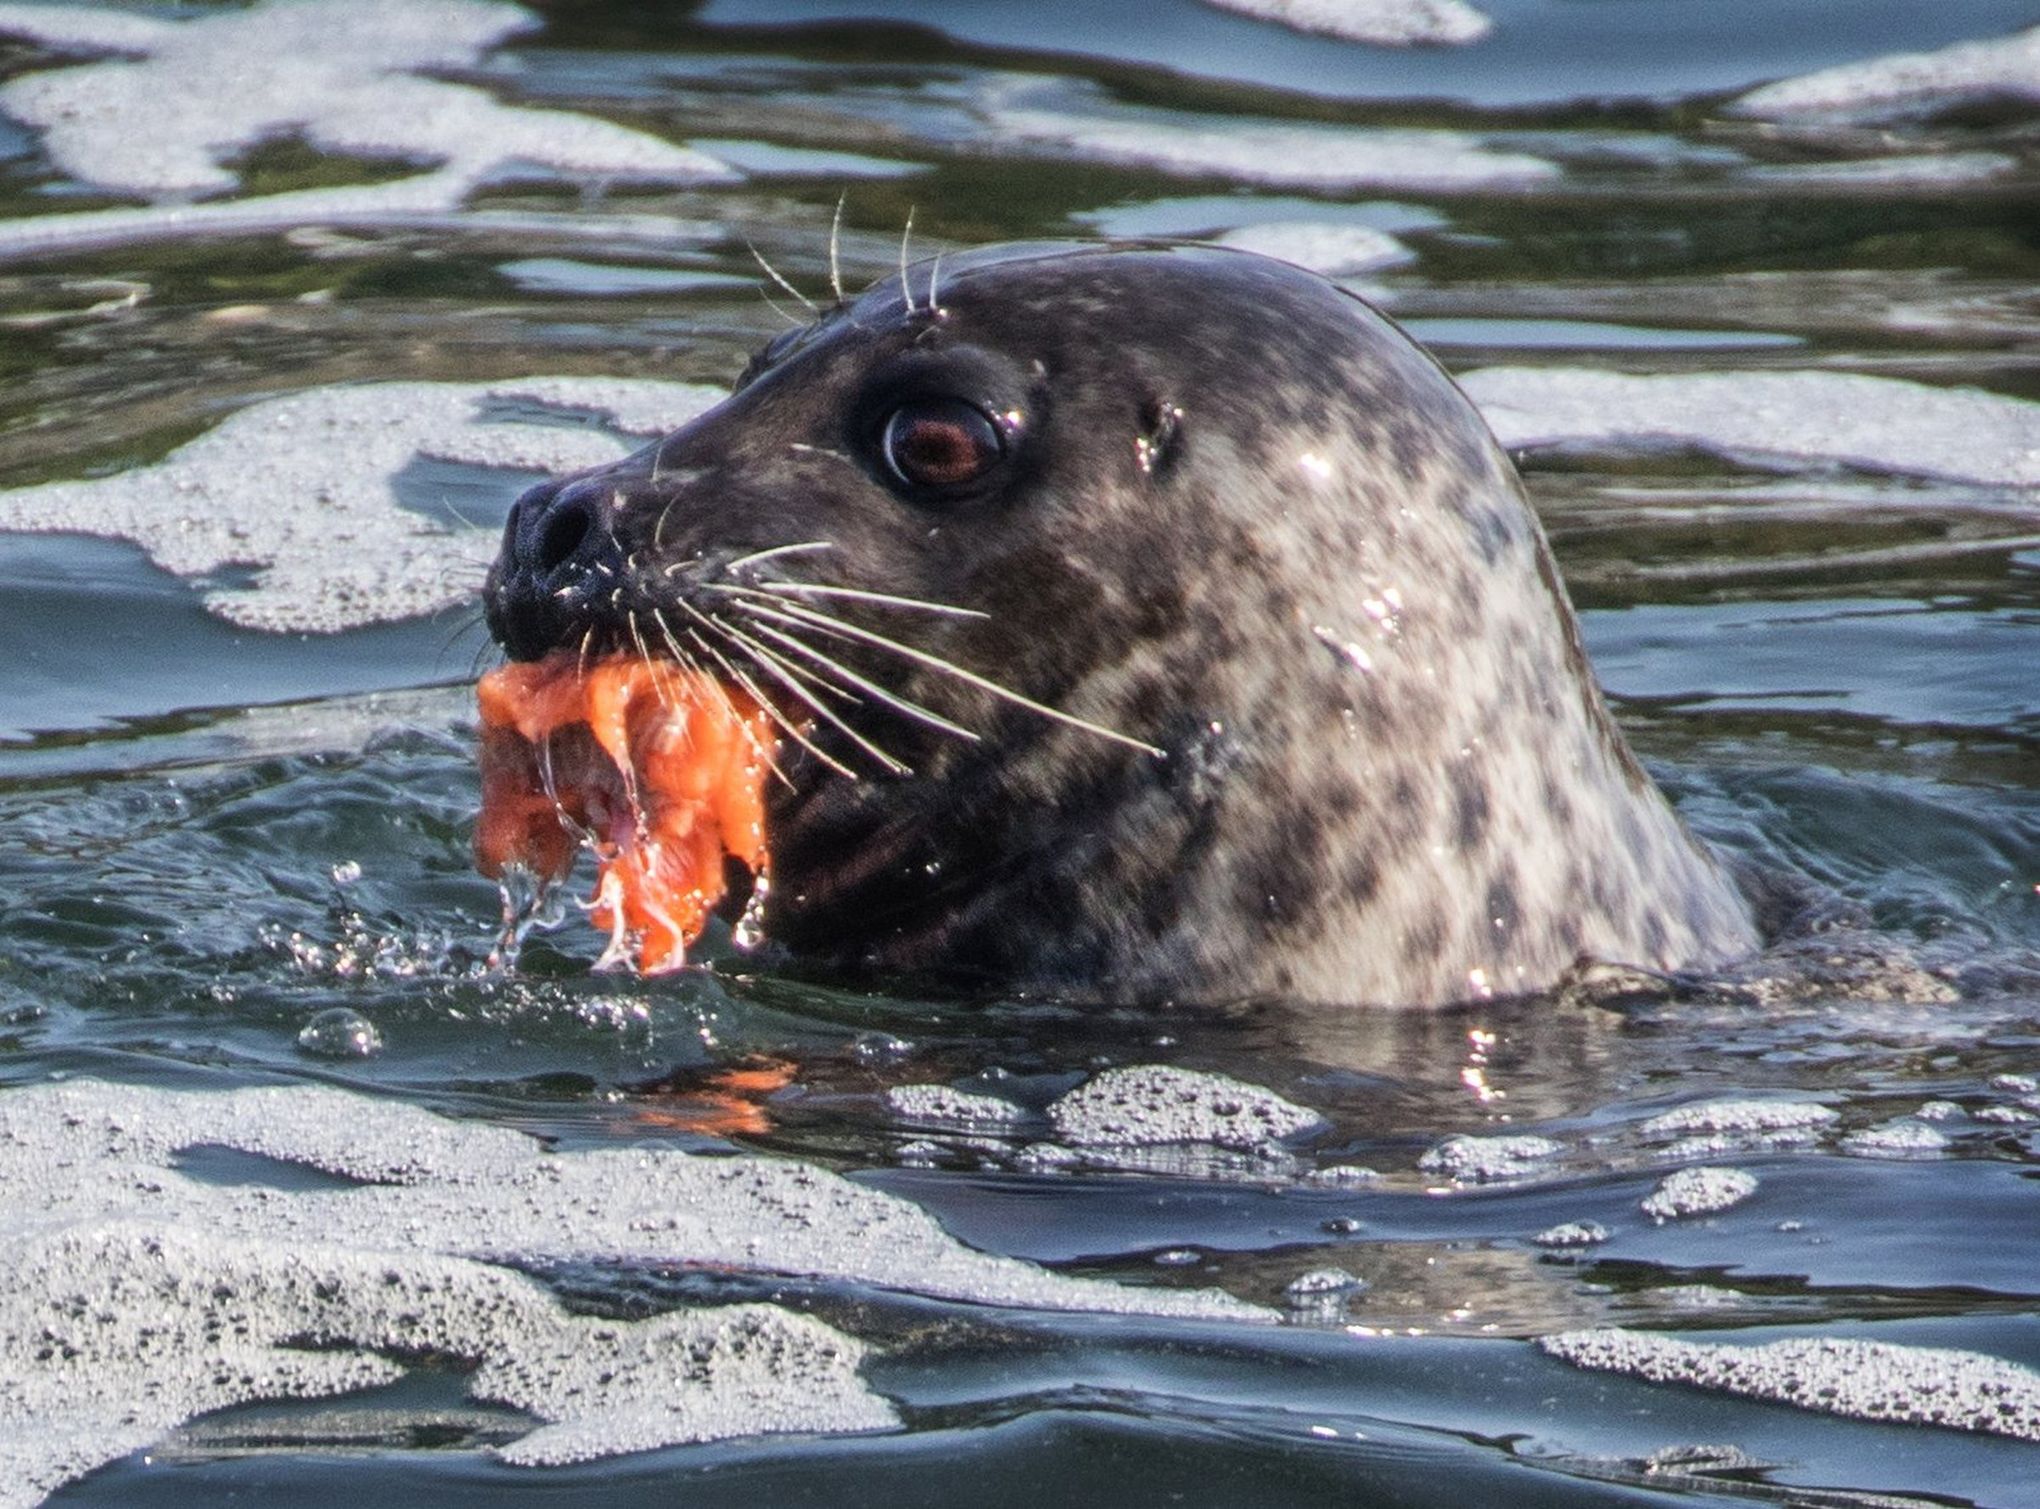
[0,3,172,54]
[0,0,734,259]
[1640,1100,1837,1138]
[1646,1284,1748,1312]
[1733,25,2040,120]
[885,1084,1030,1129]
[9,1228,885,1499]
[689,137,927,179]
[497,257,754,296]
[1073,192,1448,241]
[1418,1133,1562,1183]
[1661,1129,1822,1161]
[1306,1164,1382,1186]
[1458,368,2040,489]
[1210,221,1415,275]
[1743,151,2018,186]
[1540,1331,2040,1442]
[1640,1166,1757,1221]
[0,198,727,263]
[1841,1120,1953,1158]
[1638,1099,1833,1156]
[1046,1065,1328,1150]
[986,86,1555,191]
[1976,1104,2039,1124]
[1017,1139,1303,1183]
[1285,1265,1364,1297]
[0,376,726,633]
[0,1079,1260,1503]
[1198,0,1491,48]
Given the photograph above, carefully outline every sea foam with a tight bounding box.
[0,1078,1261,1505]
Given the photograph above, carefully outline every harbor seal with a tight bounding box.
[482,241,1757,1007]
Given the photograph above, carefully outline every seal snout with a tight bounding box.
[485,473,629,662]
[526,478,602,579]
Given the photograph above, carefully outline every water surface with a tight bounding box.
[0,1,2036,1504]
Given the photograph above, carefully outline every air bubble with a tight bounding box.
[295,1008,383,1060]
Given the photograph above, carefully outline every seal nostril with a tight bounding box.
[535,499,592,574]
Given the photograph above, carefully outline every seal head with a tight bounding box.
[483,242,1756,1006]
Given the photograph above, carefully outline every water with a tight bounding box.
[0,1,2037,1504]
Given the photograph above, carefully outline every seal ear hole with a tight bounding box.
[878,398,1006,496]
[1136,400,1183,480]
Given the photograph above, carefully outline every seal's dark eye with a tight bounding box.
[880,399,1004,493]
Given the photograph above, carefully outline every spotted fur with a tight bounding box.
[483,243,1757,1007]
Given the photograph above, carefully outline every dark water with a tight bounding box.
[1,0,2037,1504]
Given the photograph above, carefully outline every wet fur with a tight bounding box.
[484,243,1756,1007]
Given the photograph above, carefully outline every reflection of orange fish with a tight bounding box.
[628,1057,797,1138]
[475,652,776,973]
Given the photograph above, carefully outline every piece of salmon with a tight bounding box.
[475,654,775,972]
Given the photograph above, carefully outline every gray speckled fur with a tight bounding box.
[484,242,1757,1008]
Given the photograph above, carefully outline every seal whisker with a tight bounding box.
[700,629,858,782]
[747,238,819,315]
[679,627,822,787]
[753,285,805,329]
[644,607,700,682]
[670,595,875,779]
[827,192,847,307]
[649,434,668,488]
[898,207,916,315]
[626,609,656,674]
[785,442,860,469]
[607,613,658,806]
[627,609,688,717]
[732,597,1165,758]
[716,618,860,715]
[744,617,981,742]
[537,740,559,810]
[532,724,585,845]
[440,607,487,658]
[738,580,988,620]
[647,606,798,790]
[718,619,913,777]
[668,597,824,772]
[669,594,853,709]
[722,541,836,574]
[422,561,489,591]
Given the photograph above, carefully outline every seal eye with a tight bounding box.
[880,399,1004,494]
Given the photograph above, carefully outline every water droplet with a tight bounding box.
[296,1007,383,1059]
[490,862,568,970]
[851,1032,914,1067]
[1285,1266,1365,1299]
[1283,1266,1368,1322]
[732,867,771,950]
